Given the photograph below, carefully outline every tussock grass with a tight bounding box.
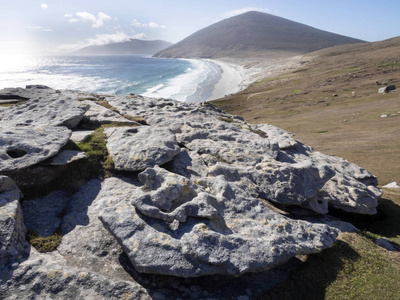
[26,230,62,253]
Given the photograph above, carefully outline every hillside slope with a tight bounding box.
[154,11,364,59]
[74,39,172,55]
[211,36,400,185]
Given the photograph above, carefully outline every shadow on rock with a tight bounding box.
[118,251,302,299]
[60,179,102,235]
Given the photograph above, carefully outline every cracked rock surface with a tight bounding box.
[0,86,382,298]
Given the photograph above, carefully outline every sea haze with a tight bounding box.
[0,55,221,103]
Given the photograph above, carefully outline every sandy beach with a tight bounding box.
[206,55,306,101]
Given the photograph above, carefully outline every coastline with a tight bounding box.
[206,55,306,102]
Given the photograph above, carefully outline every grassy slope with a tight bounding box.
[211,37,400,299]
[212,37,400,185]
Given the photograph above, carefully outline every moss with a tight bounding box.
[26,230,62,253]
[77,126,114,176]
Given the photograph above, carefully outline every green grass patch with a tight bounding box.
[293,89,302,94]
[77,126,115,176]
[26,230,62,253]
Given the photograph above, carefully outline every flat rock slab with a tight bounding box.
[0,126,72,172]
[104,126,180,171]
[80,100,140,127]
[43,150,86,166]
[100,166,338,277]
[0,87,88,128]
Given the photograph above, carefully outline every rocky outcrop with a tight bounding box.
[100,166,338,277]
[0,85,382,298]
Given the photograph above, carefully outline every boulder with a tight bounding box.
[70,130,95,143]
[104,126,180,171]
[0,176,29,270]
[0,126,72,172]
[100,166,338,277]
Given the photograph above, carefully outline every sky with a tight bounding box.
[1,0,400,56]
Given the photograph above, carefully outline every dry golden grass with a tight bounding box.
[212,37,400,185]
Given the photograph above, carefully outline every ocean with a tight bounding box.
[0,55,222,103]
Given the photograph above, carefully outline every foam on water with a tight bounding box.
[0,55,221,103]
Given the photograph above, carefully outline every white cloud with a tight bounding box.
[41,3,48,9]
[132,33,148,40]
[222,7,270,19]
[131,19,166,29]
[67,11,112,28]
[26,25,53,32]
[86,32,132,46]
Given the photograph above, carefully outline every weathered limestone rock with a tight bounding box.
[70,130,95,143]
[43,150,86,166]
[0,247,149,299]
[208,160,335,214]
[0,86,88,128]
[167,148,209,179]
[21,190,69,237]
[100,166,338,277]
[252,124,298,149]
[80,100,140,127]
[0,176,29,270]
[280,142,382,214]
[104,126,180,171]
[0,126,72,172]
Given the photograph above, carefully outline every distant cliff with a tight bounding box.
[74,39,172,55]
[154,11,365,58]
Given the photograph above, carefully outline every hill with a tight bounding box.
[74,39,172,55]
[154,11,365,59]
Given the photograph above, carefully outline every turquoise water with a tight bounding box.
[0,55,221,103]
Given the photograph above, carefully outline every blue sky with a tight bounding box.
[1,0,400,55]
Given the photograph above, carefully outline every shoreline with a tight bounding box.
[205,55,306,102]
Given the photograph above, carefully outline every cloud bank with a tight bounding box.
[132,19,166,29]
[65,12,112,28]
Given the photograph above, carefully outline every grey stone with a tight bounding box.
[167,149,209,179]
[375,238,398,251]
[0,176,28,270]
[100,166,338,277]
[0,87,88,128]
[252,124,298,149]
[383,182,400,189]
[104,126,180,171]
[21,190,69,237]
[70,130,95,143]
[80,100,140,127]
[0,126,72,172]
[43,150,87,166]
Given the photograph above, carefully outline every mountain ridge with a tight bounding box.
[154,11,365,59]
[73,39,172,55]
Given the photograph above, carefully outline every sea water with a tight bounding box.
[0,55,221,103]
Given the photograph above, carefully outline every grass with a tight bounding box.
[77,126,115,176]
[26,230,62,253]
[260,190,400,300]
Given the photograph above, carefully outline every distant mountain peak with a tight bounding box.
[74,39,172,55]
[154,11,365,59]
